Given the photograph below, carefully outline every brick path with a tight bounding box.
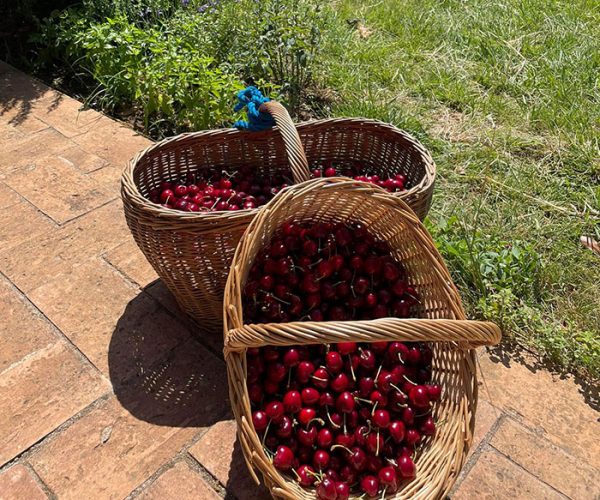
[0,61,598,500]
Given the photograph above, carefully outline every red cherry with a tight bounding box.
[353,277,369,295]
[335,431,355,448]
[358,377,375,396]
[312,367,330,389]
[248,383,263,403]
[317,428,334,448]
[273,445,294,470]
[283,390,302,413]
[358,349,376,370]
[265,401,285,423]
[372,409,390,429]
[330,373,350,393]
[319,391,335,407]
[302,387,320,405]
[365,454,383,473]
[316,477,337,500]
[420,416,436,436]
[298,407,317,426]
[426,384,442,401]
[276,416,293,438]
[325,351,343,373]
[297,426,318,447]
[378,465,397,487]
[389,421,406,442]
[313,449,331,470]
[296,464,316,486]
[335,481,350,500]
[282,348,300,367]
[409,385,430,409]
[354,425,369,446]
[406,428,421,445]
[397,455,416,479]
[174,184,188,197]
[296,361,315,383]
[337,342,357,355]
[402,407,415,425]
[252,411,268,432]
[360,476,380,497]
[366,432,384,455]
[336,391,355,413]
[160,189,174,203]
[324,167,337,177]
[267,362,287,383]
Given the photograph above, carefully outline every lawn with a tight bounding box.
[321,0,599,378]
[3,0,599,378]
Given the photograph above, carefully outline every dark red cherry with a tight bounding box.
[273,445,294,470]
[360,475,380,497]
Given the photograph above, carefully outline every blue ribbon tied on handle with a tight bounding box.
[233,86,276,131]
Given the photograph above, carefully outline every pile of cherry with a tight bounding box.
[243,221,441,498]
[147,164,407,212]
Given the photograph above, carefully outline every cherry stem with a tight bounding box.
[270,295,291,306]
[261,420,271,449]
[291,468,301,481]
[376,429,380,456]
[354,397,374,405]
[403,374,417,385]
[331,444,352,454]
[371,400,378,416]
[348,355,356,381]
[397,353,405,363]
[390,383,407,396]
[309,258,323,269]
[415,408,432,417]
[326,408,341,429]
[307,418,325,428]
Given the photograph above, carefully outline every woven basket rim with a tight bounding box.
[121,117,436,222]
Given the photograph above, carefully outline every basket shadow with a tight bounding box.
[224,437,270,500]
[108,287,230,428]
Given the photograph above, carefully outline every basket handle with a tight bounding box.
[258,101,311,183]
[224,318,501,355]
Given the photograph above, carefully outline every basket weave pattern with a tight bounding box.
[223,178,500,499]
[122,108,435,330]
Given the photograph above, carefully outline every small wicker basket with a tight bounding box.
[122,104,436,332]
[223,178,500,499]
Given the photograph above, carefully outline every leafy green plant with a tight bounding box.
[431,214,545,305]
[32,0,327,133]
[34,11,245,134]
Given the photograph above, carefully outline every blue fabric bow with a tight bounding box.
[233,86,275,131]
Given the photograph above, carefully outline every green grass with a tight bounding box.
[317,0,599,377]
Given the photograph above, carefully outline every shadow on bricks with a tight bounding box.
[0,65,63,126]
[486,343,599,413]
[107,289,230,428]
[226,438,271,500]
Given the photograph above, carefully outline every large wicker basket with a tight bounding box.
[122,104,436,332]
[223,178,500,499]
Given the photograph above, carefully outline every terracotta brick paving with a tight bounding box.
[1,60,598,499]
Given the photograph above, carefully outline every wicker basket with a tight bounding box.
[121,102,310,332]
[122,104,436,331]
[223,178,500,499]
